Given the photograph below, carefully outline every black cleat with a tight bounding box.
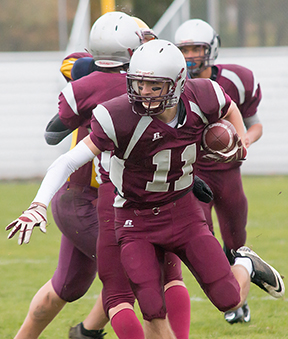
[235,246,285,298]
[224,306,244,324]
[69,323,106,339]
[242,300,251,323]
[224,300,251,324]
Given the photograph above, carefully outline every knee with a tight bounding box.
[29,287,66,322]
[206,276,241,312]
[120,241,166,321]
[52,269,96,302]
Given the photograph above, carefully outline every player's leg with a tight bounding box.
[97,182,144,339]
[115,206,177,339]
[174,192,284,314]
[53,183,99,259]
[119,238,176,339]
[213,168,247,252]
[14,280,66,339]
[211,168,249,322]
[143,318,176,339]
[68,293,108,339]
[193,168,215,235]
[14,233,98,339]
[164,253,191,339]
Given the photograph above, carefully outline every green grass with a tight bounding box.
[0,176,287,338]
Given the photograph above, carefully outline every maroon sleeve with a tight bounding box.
[90,111,115,152]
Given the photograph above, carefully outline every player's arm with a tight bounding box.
[44,113,73,145]
[243,114,263,148]
[5,136,101,245]
[223,100,246,144]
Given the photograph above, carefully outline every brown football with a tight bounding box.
[202,119,237,153]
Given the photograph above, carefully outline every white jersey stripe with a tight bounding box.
[189,101,209,125]
[110,155,126,207]
[209,79,227,118]
[221,69,245,105]
[252,76,258,98]
[124,116,153,159]
[62,83,79,115]
[93,105,118,148]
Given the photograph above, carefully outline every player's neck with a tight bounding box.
[156,105,178,124]
[196,67,212,79]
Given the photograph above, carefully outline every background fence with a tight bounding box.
[0,0,288,179]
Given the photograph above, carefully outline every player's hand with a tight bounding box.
[5,203,47,245]
[192,176,213,203]
[202,135,247,163]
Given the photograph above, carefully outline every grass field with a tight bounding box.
[0,176,287,339]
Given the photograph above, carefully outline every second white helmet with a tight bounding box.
[174,19,220,77]
[89,11,143,68]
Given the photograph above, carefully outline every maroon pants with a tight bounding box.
[115,191,241,321]
[195,167,247,250]
[97,182,183,317]
[51,182,98,301]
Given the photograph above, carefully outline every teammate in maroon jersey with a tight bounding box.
[174,18,263,324]
[6,39,284,339]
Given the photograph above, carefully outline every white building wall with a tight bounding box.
[0,52,71,180]
[217,46,288,175]
[0,47,287,180]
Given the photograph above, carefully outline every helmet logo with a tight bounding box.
[135,69,155,76]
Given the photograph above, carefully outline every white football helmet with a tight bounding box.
[174,19,220,77]
[127,39,187,116]
[89,11,143,68]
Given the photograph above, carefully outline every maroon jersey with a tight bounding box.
[90,78,231,209]
[57,70,127,186]
[58,71,127,130]
[196,63,262,171]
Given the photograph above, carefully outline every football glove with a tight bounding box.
[6,203,47,245]
[202,135,247,163]
[192,176,214,203]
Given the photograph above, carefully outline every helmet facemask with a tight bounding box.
[179,43,211,78]
[127,74,182,116]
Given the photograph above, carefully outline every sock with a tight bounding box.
[165,285,191,339]
[234,257,253,276]
[80,322,106,338]
[111,309,145,339]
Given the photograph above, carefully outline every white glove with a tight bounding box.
[6,203,47,245]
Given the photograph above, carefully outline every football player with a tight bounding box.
[174,19,263,324]
[6,39,284,339]
[65,15,192,339]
